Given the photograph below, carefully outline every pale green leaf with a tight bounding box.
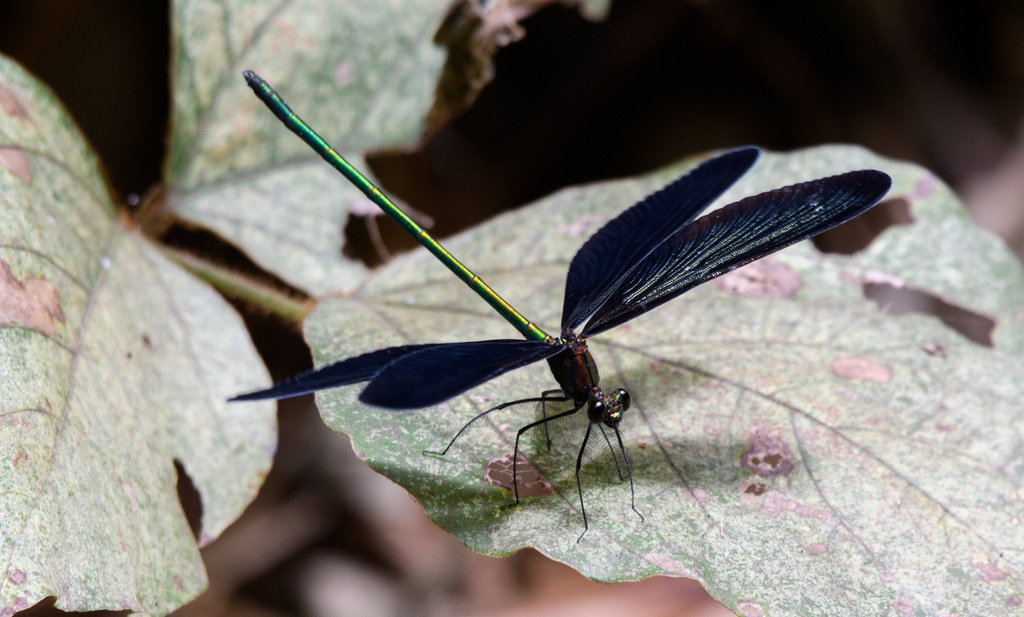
[286,146,1024,616]
[0,56,274,615]
[165,0,455,296]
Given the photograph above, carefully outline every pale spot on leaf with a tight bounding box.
[557,213,602,237]
[740,426,795,477]
[11,448,28,468]
[911,174,937,200]
[737,600,764,617]
[0,85,28,118]
[334,61,354,87]
[0,146,31,186]
[973,561,1009,583]
[830,356,892,382]
[0,260,65,335]
[6,569,26,585]
[645,553,699,579]
[714,258,801,298]
[863,269,904,287]
[759,492,833,524]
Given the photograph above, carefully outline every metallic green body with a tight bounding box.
[244,71,552,344]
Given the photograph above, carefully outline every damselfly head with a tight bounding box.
[588,387,631,427]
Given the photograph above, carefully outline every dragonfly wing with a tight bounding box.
[229,343,439,401]
[360,339,564,410]
[561,146,760,331]
[582,169,893,336]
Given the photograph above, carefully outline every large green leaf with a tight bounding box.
[0,57,274,614]
[281,146,1024,615]
[164,0,455,297]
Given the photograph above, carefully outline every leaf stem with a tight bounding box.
[161,246,311,324]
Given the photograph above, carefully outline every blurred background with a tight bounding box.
[1,1,1022,615]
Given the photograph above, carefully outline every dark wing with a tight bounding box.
[581,170,893,336]
[360,340,563,410]
[229,344,438,401]
[561,146,760,331]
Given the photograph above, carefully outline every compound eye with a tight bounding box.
[587,397,605,423]
[616,388,631,411]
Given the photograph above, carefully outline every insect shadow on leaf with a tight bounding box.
[424,389,641,539]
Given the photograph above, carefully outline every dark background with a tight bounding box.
[2,1,1022,616]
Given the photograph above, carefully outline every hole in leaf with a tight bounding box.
[174,459,203,541]
[341,211,385,268]
[813,197,913,255]
[863,282,995,347]
[161,225,309,308]
[342,196,437,268]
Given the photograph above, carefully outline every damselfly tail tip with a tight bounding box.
[227,390,262,403]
